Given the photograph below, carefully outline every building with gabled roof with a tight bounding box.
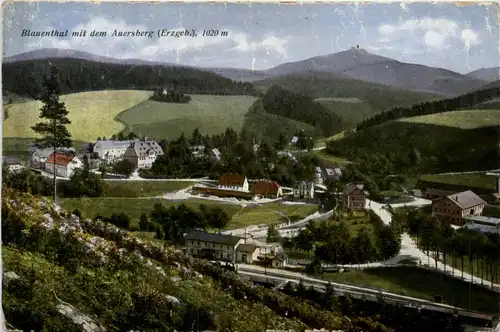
[218,173,249,192]
[93,139,135,162]
[210,148,222,161]
[293,181,315,199]
[253,180,283,198]
[290,136,299,145]
[432,190,486,226]
[45,152,83,178]
[3,156,24,173]
[344,183,367,210]
[123,138,164,169]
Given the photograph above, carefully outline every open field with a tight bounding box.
[419,173,496,191]
[318,99,377,128]
[398,109,500,129]
[311,150,350,165]
[312,267,499,313]
[102,181,193,197]
[59,198,318,229]
[2,90,152,141]
[116,95,257,140]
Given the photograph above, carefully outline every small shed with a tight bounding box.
[236,243,259,264]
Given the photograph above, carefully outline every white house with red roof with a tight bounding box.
[45,152,83,178]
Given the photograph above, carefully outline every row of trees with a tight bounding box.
[392,206,500,286]
[150,88,192,103]
[283,210,401,265]
[4,58,260,97]
[357,86,500,130]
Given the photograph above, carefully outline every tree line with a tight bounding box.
[357,87,500,130]
[3,58,260,97]
[392,206,500,287]
[283,209,401,265]
[258,85,344,137]
[140,126,319,187]
[149,87,192,103]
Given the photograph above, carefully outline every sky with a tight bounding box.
[3,2,499,74]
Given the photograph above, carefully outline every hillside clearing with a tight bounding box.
[319,99,375,128]
[2,90,152,141]
[419,173,496,191]
[398,109,500,129]
[116,95,257,140]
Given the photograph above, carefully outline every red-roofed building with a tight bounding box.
[217,173,249,192]
[253,180,283,198]
[45,152,83,178]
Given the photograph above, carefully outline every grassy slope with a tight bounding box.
[3,90,152,141]
[2,188,317,332]
[312,267,498,314]
[419,173,496,191]
[319,99,375,128]
[327,111,500,172]
[102,181,194,197]
[59,198,318,229]
[116,95,257,140]
[398,109,500,129]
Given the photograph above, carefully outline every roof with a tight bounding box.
[463,215,500,226]
[445,190,486,209]
[95,140,135,150]
[236,243,258,253]
[344,183,365,195]
[46,152,76,166]
[315,166,322,173]
[184,230,242,245]
[219,173,246,186]
[253,181,281,195]
[125,139,164,158]
[325,168,335,176]
[211,148,221,156]
[31,148,55,159]
[291,136,299,144]
[3,156,22,166]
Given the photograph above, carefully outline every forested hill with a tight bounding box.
[259,85,343,136]
[357,86,500,130]
[2,58,260,97]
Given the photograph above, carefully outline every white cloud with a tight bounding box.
[376,17,482,51]
[461,28,479,46]
[30,16,289,63]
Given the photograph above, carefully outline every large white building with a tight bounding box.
[93,140,135,162]
[45,152,83,178]
[123,138,164,169]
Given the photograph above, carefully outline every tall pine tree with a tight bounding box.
[30,67,72,201]
[31,67,72,149]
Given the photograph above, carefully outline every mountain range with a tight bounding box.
[3,47,498,96]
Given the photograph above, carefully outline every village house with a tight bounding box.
[325,167,342,181]
[258,252,288,268]
[290,136,299,146]
[217,173,249,192]
[343,183,367,210]
[123,138,164,169]
[253,180,283,198]
[184,230,259,264]
[315,167,324,185]
[3,156,24,173]
[210,148,222,162]
[45,152,83,178]
[189,145,206,158]
[93,139,135,162]
[293,181,315,199]
[432,190,486,226]
[462,215,500,234]
[29,147,56,169]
